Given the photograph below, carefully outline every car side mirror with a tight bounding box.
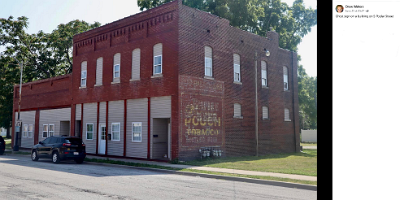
[39,141,43,145]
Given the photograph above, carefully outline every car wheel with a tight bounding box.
[75,158,84,164]
[0,149,4,155]
[52,151,60,164]
[31,150,39,161]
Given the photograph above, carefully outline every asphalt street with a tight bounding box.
[0,155,317,200]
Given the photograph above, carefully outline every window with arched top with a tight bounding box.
[132,48,141,81]
[233,54,241,82]
[262,106,269,119]
[96,57,103,86]
[284,108,291,121]
[113,53,121,83]
[283,66,288,90]
[205,46,212,77]
[81,61,87,87]
[261,61,267,87]
[153,43,162,75]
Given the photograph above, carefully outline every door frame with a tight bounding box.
[98,123,106,155]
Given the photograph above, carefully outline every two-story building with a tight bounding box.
[12,0,300,161]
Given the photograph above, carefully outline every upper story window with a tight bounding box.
[96,57,103,86]
[113,53,121,83]
[262,106,269,119]
[283,66,288,91]
[233,103,243,118]
[284,108,291,121]
[261,61,267,87]
[205,46,212,77]
[233,54,241,82]
[131,48,141,81]
[153,43,162,75]
[81,61,87,87]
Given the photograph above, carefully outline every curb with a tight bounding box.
[84,160,317,191]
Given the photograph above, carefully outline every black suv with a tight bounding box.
[31,136,86,164]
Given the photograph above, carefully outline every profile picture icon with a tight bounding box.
[336,5,344,13]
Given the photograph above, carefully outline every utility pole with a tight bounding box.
[13,61,23,151]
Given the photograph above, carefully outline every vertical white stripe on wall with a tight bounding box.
[96,57,103,85]
[132,48,141,81]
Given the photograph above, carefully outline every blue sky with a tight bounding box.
[0,0,317,77]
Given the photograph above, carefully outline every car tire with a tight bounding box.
[52,151,60,164]
[31,150,39,161]
[0,149,4,155]
[75,158,84,164]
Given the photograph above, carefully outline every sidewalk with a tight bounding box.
[86,155,317,182]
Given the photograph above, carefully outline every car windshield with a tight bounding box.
[64,138,82,145]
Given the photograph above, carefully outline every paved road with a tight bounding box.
[0,155,316,200]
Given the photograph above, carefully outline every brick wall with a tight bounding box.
[178,4,300,158]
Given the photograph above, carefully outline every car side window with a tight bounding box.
[49,137,57,144]
[42,137,51,144]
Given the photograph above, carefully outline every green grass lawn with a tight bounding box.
[300,142,317,146]
[4,139,11,150]
[183,149,317,177]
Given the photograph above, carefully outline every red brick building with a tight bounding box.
[12,0,300,161]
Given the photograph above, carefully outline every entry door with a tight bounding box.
[98,124,106,154]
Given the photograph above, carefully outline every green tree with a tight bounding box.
[0,16,100,135]
[297,56,317,129]
[137,0,317,52]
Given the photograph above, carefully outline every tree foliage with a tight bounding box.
[137,0,317,52]
[0,16,100,130]
[297,56,317,129]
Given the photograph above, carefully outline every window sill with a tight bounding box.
[233,81,242,85]
[151,74,163,78]
[132,140,142,143]
[263,118,269,120]
[204,76,214,80]
[79,86,86,89]
[111,81,120,84]
[284,89,290,92]
[94,84,102,87]
[233,116,243,119]
[284,119,292,122]
[130,79,140,82]
[262,86,269,89]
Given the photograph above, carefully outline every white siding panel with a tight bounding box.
[15,111,36,148]
[83,103,97,154]
[150,96,171,118]
[108,100,124,156]
[39,108,71,139]
[131,48,141,81]
[126,98,148,158]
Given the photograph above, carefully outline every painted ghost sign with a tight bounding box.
[179,75,224,148]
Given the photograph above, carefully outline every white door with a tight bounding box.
[98,124,106,154]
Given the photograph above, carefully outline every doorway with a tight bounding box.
[98,123,106,154]
[152,118,170,160]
